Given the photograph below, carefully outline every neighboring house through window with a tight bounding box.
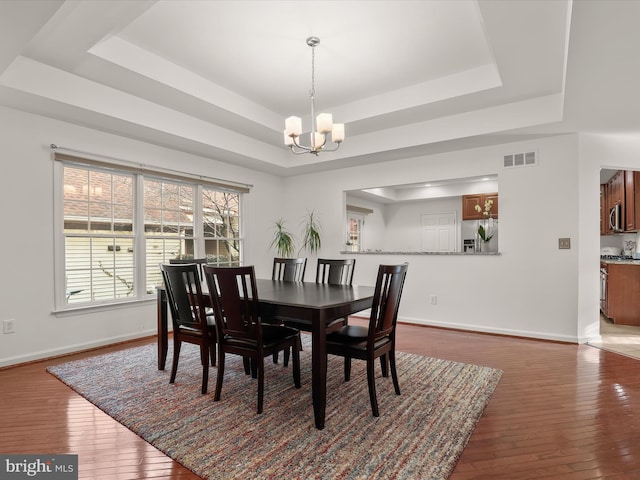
[54,151,248,310]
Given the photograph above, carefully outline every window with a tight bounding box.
[63,166,135,303]
[347,213,364,252]
[143,179,196,294]
[56,154,246,309]
[202,187,240,266]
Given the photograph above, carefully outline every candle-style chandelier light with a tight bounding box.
[284,36,345,155]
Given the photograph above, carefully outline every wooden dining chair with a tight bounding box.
[203,265,301,414]
[169,257,208,280]
[316,258,356,332]
[160,263,216,395]
[269,257,307,364]
[326,263,408,417]
[316,258,356,286]
[272,257,307,282]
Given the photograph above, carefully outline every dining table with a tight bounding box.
[156,278,375,430]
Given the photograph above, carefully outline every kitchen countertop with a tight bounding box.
[600,258,640,265]
[340,250,501,256]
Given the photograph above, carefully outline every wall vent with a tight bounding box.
[504,151,537,168]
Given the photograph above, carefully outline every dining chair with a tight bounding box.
[316,258,356,286]
[203,265,301,414]
[272,257,307,282]
[316,258,356,333]
[169,257,208,280]
[160,263,216,395]
[269,257,307,364]
[325,263,408,417]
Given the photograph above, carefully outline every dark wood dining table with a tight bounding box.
[156,279,375,430]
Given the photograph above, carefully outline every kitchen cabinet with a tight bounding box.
[624,170,640,231]
[601,262,640,326]
[462,193,498,220]
[600,170,640,234]
[607,170,624,234]
[600,184,607,235]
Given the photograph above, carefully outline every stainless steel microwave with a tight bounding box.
[609,203,623,232]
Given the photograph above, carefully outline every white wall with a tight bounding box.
[0,106,283,367]
[4,103,636,366]
[282,135,581,342]
[384,197,461,252]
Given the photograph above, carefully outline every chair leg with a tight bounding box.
[214,350,225,401]
[169,339,182,384]
[210,340,216,367]
[292,341,301,389]
[344,357,352,382]
[366,358,380,417]
[251,358,258,378]
[284,347,290,367]
[272,352,279,364]
[200,344,209,394]
[257,357,264,414]
[380,353,389,377]
[389,350,401,395]
[243,357,251,375]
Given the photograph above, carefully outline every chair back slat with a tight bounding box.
[170,258,207,280]
[272,258,307,282]
[160,263,208,330]
[369,263,408,343]
[316,258,356,285]
[204,265,261,341]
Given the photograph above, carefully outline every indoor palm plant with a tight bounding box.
[270,211,322,258]
[270,219,296,258]
[298,210,322,256]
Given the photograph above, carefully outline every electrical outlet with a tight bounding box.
[559,238,571,249]
[430,295,437,305]
[3,319,15,334]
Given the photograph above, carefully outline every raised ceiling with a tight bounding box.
[1,1,639,176]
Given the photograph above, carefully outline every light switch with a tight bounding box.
[559,238,571,249]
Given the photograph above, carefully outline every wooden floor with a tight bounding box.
[2,323,640,479]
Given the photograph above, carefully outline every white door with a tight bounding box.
[421,213,457,252]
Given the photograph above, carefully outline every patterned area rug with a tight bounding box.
[47,338,502,479]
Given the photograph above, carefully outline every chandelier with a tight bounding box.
[284,36,345,155]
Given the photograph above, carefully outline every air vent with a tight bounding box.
[503,151,537,168]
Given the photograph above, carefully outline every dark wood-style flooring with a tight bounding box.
[2,321,640,479]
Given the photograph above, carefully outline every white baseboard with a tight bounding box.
[0,329,156,368]
[396,316,579,344]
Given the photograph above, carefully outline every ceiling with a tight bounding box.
[1,0,639,177]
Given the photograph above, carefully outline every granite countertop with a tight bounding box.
[600,258,640,265]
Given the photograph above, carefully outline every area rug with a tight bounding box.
[47,338,502,479]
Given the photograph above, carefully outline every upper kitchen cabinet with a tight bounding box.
[609,170,624,208]
[601,184,608,235]
[605,171,623,234]
[462,193,499,220]
[600,169,640,235]
[625,170,640,231]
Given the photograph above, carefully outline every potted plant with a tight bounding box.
[270,219,296,257]
[475,199,495,252]
[298,210,322,256]
[270,211,323,258]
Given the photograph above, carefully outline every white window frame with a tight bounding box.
[53,153,248,312]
